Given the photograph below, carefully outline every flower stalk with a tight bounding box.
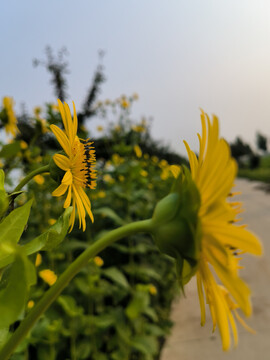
[13,165,50,192]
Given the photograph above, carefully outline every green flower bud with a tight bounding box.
[49,154,65,184]
[0,170,9,217]
[151,166,201,287]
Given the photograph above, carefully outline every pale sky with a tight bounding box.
[1,0,270,155]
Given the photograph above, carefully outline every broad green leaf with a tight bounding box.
[57,295,84,317]
[0,142,21,158]
[125,292,149,320]
[25,207,72,252]
[0,251,35,327]
[103,267,130,289]
[0,199,33,246]
[131,335,158,355]
[0,327,9,348]
[0,207,72,269]
[94,207,126,226]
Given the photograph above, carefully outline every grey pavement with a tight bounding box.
[161,179,270,360]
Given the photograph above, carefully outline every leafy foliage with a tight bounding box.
[0,48,185,359]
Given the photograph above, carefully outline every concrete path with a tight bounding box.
[161,179,270,360]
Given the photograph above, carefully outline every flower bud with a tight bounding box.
[151,166,201,287]
[0,170,9,217]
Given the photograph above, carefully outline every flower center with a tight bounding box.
[81,139,97,189]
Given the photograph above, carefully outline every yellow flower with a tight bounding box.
[50,99,97,231]
[48,218,57,226]
[132,93,139,101]
[151,156,159,164]
[120,98,130,109]
[33,106,42,117]
[2,97,19,136]
[132,125,145,133]
[20,140,28,150]
[183,111,262,350]
[98,190,106,198]
[149,284,157,296]
[97,125,104,132]
[140,169,148,177]
[39,269,57,286]
[103,174,114,184]
[134,145,142,158]
[35,253,42,267]
[27,300,35,309]
[34,175,45,185]
[94,256,104,267]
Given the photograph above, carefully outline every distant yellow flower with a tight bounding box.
[52,104,59,112]
[20,140,28,150]
[118,175,125,182]
[34,175,45,185]
[33,106,42,117]
[134,145,142,158]
[97,125,104,132]
[50,100,97,231]
[132,93,139,100]
[132,125,145,133]
[103,174,114,184]
[105,99,111,105]
[48,218,57,226]
[151,156,158,164]
[35,253,42,267]
[183,111,262,350]
[98,190,106,198]
[94,256,104,267]
[149,284,157,296]
[27,300,35,309]
[112,154,124,165]
[140,169,148,177]
[2,97,19,136]
[120,98,130,109]
[39,269,57,286]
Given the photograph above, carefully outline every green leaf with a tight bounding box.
[131,335,158,355]
[94,207,126,226]
[125,292,149,320]
[102,267,130,289]
[57,295,84,317]
[0,207,72,269]
[26,207,72,252]
[0,199,33,246]
[0,251,35,327]
[0,142,21,158]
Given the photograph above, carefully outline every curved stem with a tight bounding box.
[0,219,153,360]
[13,165,50,192]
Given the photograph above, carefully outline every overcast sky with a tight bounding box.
[1,0,270,156]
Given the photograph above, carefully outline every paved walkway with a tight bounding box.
[161,179,270,360]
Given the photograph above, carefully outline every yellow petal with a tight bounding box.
[62,170,73,185]
[205,224,262,256]
[64,185,72,208]
[52,183,68,197]
[53,154,71,171]
[196,273,206,326]
[50,124,71,157]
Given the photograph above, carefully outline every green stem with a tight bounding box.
[0,219,153,360]
[13,165,50,192]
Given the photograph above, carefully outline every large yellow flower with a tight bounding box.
[2,97,19,136]
[183,111,262,350]
[50,99,97,231]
